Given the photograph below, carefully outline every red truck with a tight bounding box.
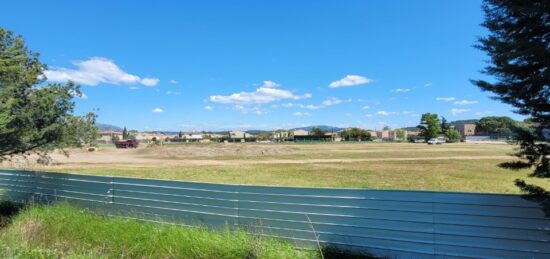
[115,139,139,148]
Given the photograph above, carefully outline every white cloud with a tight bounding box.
[329,75,372,88]
[424,82,432,87]
[44,57,159,87]
[279,98,349,111]
[152,108,164,113]
[475,111,493,116]
[436,97,456,102]
[210,80,310,104]
[141,78,159,86]
[293,111,310,116]
[262,80,280,88]
[233,105,266,115]
[365,114,373,118]
[391,88,410,93]
[169,79,177,84]
[362,105,370,110]
[450,108,470,115]
[129,86,139,90]
[204,106,213,111]
[80,93,88,100]
[454,99,478,105]
[377,111,400,116]
[402,111,413,115]
[322,97,344,106]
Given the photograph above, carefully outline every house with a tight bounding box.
[272,131,290,142]
[454,123,476,137]
[184,132,203,142]
[290,129,331,142]
[291,129,309,137]
[376,130,408,141]
[229,130,255,142]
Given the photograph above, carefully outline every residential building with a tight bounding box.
[184,132,203,142]
[229,130,255,142]
[454,123,476,137]
[272,131,289,142]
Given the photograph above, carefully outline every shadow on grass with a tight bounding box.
[0,201,24,228]
[321,245,379,259]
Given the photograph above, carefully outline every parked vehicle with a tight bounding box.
[427,138,444,145]
[115,139,139,148]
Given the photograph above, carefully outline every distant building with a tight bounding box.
[183,133,203,142]
[291,129,309,137]
[376,129,407,141]
[290,129,331,142]
[272,131,290,142]
[229,130,255,142]
[454,123,476,137]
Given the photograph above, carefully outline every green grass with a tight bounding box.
[51,159,550,194]
[0,204,318,259]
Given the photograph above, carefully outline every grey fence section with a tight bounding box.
[1,169,549,258]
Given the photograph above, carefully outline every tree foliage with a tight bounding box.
[340,128,371,141]
[473,0,550,212]
[395,129,406,140]
[122,127,129,140]
[417,113,441,141]
[476,116,517,135]
[446,129,462,143]
[0,27,96,159]
[310,127,326,137]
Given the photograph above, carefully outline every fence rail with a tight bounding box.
[1,169,549,258]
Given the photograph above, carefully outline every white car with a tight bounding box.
[427,138,444,145]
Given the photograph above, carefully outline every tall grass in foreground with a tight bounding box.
[0,204,318,259]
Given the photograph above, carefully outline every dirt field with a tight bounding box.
[3,142,549,194]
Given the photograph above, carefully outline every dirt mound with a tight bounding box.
[139,143,298,158]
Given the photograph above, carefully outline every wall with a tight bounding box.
[1,169,549,258]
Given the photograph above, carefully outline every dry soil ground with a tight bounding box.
[2,142,549,193]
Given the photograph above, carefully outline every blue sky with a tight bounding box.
[1,1,523,131]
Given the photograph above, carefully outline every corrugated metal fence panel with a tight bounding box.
[0,169,549,258]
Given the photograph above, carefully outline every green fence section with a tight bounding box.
[1,169,549,258]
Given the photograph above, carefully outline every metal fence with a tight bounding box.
[1,169,549,258]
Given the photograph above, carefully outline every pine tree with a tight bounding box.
[122,127,128,140]
[0,27,96,158]
[473,0,550,212]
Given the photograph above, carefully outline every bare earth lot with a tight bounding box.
[3,142,549,194]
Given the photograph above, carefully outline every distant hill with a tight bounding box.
[96,123,123,132]
[291,125,345,132]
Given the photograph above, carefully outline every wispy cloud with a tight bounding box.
[44,57,159,87]
[204,106,213,111]
[128,86,139,90]
[450,108,470,115]
[210,80,310,104]
[233,105,266,115]
[391,88,410,93]
[424,82,432,87]
[293,111,310,116]
[152,108,164,113]
[377,111,400,116]
[475,111,493,116]
[279,97,350,110]
[436,97,456,102]
[362,105,370,110]
[454,99,478,105]
[169,79,177,84]
[329,75,372,88]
